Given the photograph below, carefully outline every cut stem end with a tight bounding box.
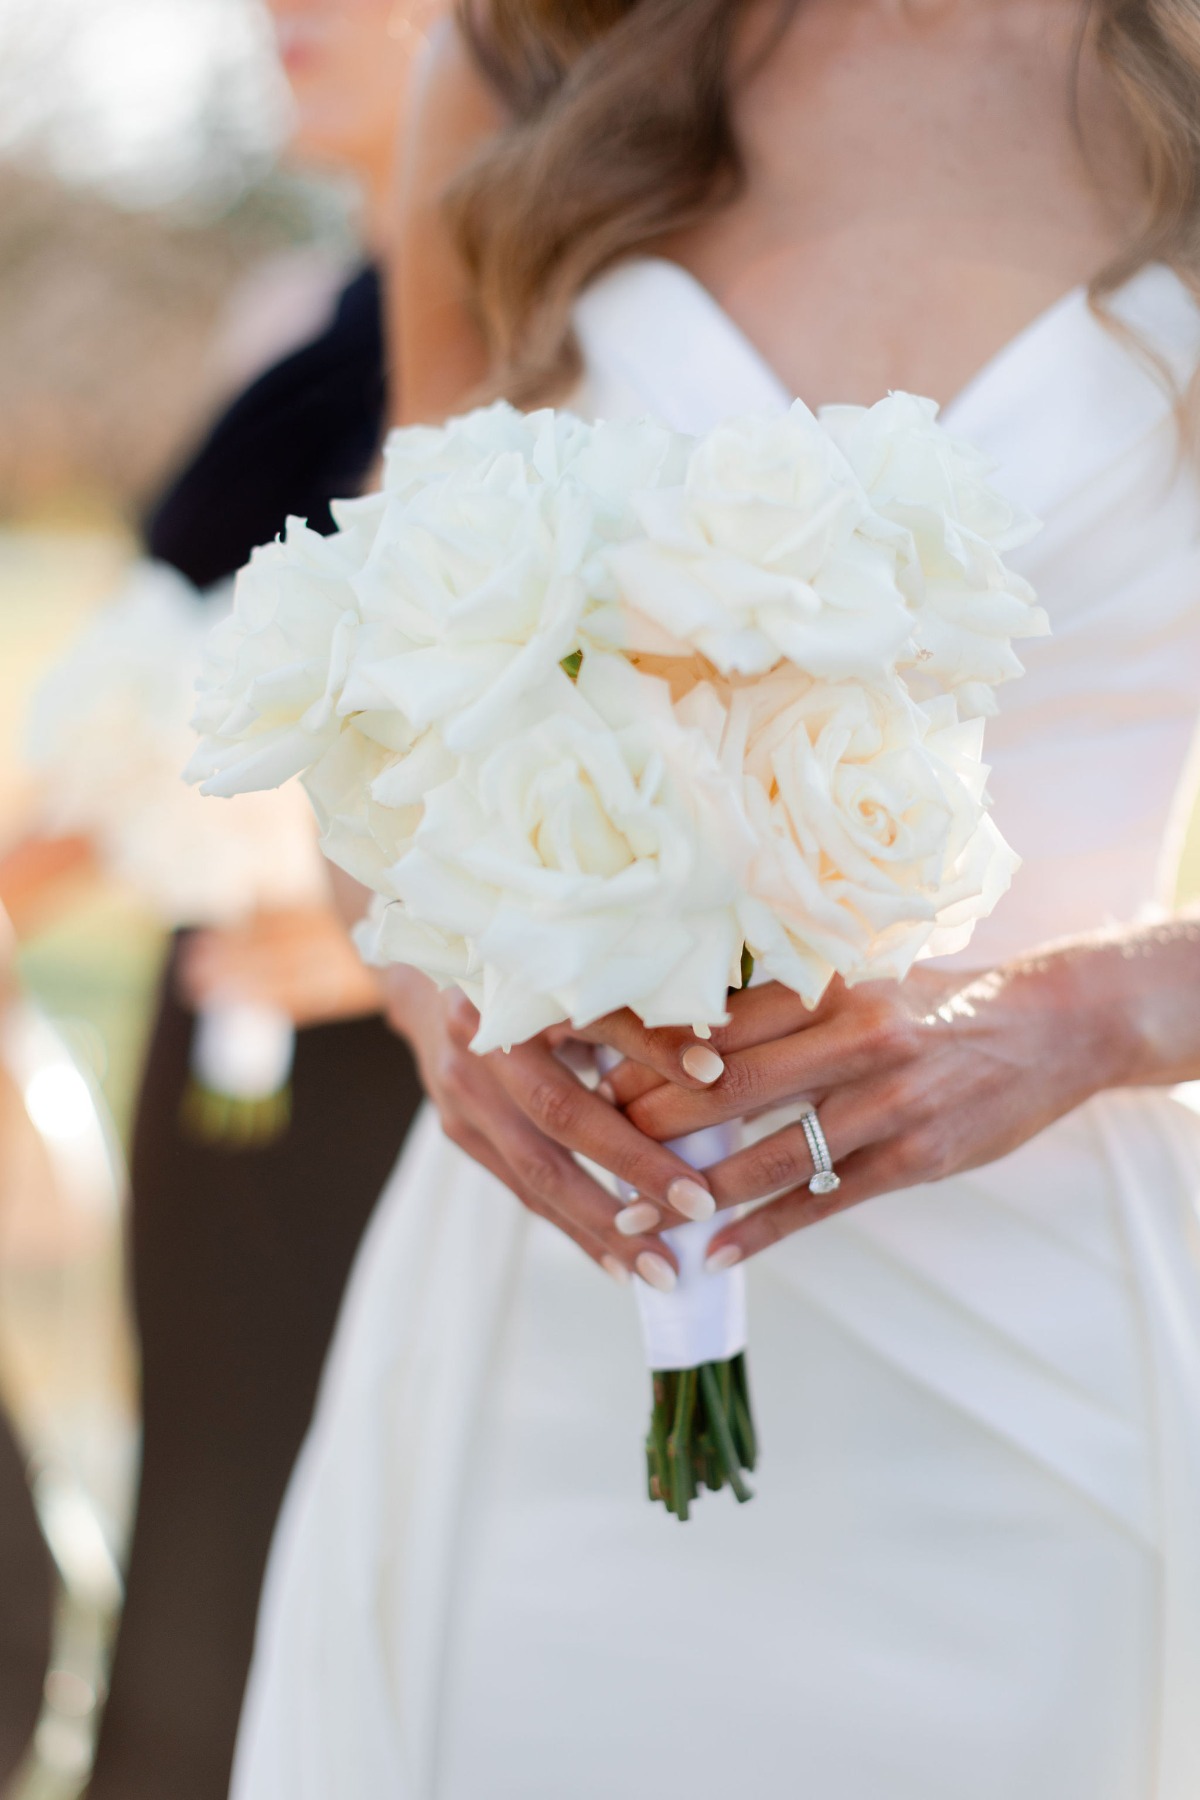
[645,1353,757,1521]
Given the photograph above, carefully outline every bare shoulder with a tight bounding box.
[389,16,509,424]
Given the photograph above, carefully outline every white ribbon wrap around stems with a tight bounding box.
[191,1002,296,1101]
[596,1049,748,1371]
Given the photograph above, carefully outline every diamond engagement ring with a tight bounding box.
[799,1107,841,1196]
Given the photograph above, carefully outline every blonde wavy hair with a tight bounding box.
[448,0,1200,407]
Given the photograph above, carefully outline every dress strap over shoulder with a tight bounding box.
[571,257,792,434]
[944,265,1200,517]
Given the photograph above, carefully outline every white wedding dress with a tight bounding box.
[232,259,1200,1800]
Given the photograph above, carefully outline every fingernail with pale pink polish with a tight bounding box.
[601,1255,631,1286]
[597,1080,617,1103]
[681,1043,724,1085]
[616,1201,661,1237]
[667,1177,715,1222]
[636,1252,677,1293]
[705,1244,742,1274]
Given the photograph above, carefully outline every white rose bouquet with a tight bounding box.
[27,560,327,1145]
[187,397,1045,1516]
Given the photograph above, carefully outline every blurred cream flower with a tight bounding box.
[29,559,325,924]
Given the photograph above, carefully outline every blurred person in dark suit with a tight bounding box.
[75,6,437,1798]
[0,911,54,1792]
[0,1416,51,1786]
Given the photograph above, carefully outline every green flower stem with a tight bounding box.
[731,1356,759,1468]
[648,1373,673,1507]
[699,1363,754,1505]
[667,1368,698,1521]
[646,1355,757,1520]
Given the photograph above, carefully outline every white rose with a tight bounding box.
[382,401,593,504]
[820,392,1049,714]
[346,472,585,756]
[599,402,912,680]
[365,653,753,1051]
[348,406,687,756]
[356,889,475,990]
[187,499,383,796]
[733,672,1018,1002]
[303,719,453,897]
[380,408,517,504]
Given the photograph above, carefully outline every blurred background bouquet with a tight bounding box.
[27,560,328,1145]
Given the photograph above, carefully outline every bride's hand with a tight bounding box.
[589,955,1134,1267]
[378,967,728,1285]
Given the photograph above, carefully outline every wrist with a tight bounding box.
[1025,934,1160,1094]
[985,939,1135,1109]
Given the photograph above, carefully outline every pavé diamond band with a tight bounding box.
[800,1107,841,1197]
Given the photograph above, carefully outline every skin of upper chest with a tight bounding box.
[663,0,1148,410]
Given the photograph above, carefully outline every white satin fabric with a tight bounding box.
[233,259,1200,1800]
